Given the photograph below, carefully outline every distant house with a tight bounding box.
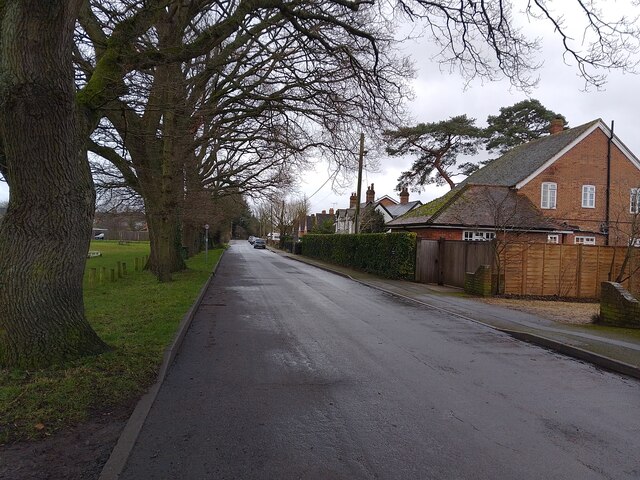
[388,118,640,246]
[298,209,335,236]
[93,210,148,241]
[335,184,422,234]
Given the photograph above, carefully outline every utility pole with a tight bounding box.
[354,133,365,234]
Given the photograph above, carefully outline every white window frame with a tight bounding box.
[463,231,496,242]
[631,188,640,214]
[541,182,557,209]
[547,234,559,244]
[582,185,595,208]
[574,236,596,245]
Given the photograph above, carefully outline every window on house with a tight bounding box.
[574,236,596,245]
[582,185,595,208]
[463,231,496,241]
[631,188,640,214]
[547,234,559,244]
[541,182,557,209]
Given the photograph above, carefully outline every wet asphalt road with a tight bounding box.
[120,241,640,479]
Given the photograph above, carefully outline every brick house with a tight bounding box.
[335,184,422,233]
[388,118,640,246]
[298,209,335,237]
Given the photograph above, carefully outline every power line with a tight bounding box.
[307,169,339,200]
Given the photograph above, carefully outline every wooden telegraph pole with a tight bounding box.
[354,133,365,234]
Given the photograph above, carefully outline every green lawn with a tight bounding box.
[0,242,224,444]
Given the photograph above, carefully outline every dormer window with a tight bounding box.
[541,182,557,209]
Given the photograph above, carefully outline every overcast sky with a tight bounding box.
[1,3,638,215]
[300,3,640,214]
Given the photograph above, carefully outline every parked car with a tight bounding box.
[248,235,255,244]
[253,238,266,249]
[94,233,105,239]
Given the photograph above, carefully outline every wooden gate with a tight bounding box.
[416,239,439,283]
[415,238,494,287]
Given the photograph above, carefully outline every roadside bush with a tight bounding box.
[301,232,416,279]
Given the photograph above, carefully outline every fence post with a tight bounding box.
[89,268,97,287]
[101,267,106,284]
[117,262,123,278]
[110,268,116,282]
[122,262,127,276]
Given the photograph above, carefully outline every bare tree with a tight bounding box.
[454,185,560,294]
[2,0,639,366]
[78,0,411,281]
[607,187,640,287]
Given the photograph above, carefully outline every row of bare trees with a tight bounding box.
[1,0,639,367]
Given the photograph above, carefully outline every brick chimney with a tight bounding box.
[365,183,375,203]
[399,186,409,205]
[322,210,326,214]
[349,192,357,208]
[329,208,334,215]
[549,117,564,135]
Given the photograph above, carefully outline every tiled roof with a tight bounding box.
[388,188,461,225]
[384,201,422,219]
[460,119,600,187]
[389,184,570,231]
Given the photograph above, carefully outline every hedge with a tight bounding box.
[301,232,416,279]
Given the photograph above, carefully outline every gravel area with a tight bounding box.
[476,297,600,325]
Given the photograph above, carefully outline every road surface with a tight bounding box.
[120,241,640,479]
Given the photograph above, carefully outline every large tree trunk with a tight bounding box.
[0,0,108,368]
[145,203,186,282]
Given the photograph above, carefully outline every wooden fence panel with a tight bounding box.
[559,245,579,297]
[415,239,493,288]
[417,238,639,297]
[578,245,599,298]
[465,241,495,274]
[442,241,466,286]
[542,244,562,296]
[525,244,545,296]
[415,239,439,284]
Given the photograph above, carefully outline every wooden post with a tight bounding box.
[122,262,127,276]
[135,257,139,272]
[89,268,97,287]
[117,262,122,278]
[110,268,116,282]
[101,267,106,284]
[354,133,365,234]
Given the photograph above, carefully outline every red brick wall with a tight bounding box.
[410,228,464,240]
[518,127,640,246]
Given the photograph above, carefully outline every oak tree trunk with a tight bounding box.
[145,204,186,282]
[0,0,108,367]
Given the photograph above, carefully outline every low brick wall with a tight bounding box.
[464,265,492,296]
[599,282,640,328]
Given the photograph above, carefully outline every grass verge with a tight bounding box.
[0,242,223,444]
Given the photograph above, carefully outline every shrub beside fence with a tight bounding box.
[301,232,416,279]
